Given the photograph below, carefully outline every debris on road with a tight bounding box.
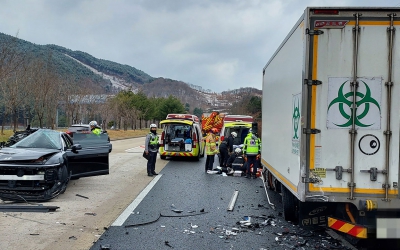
[227,190,239,211]
[0,204,59,212]
[76,194,89,199]
[164,241,173,248]
[100,244,111,250]
[84,212,97,216]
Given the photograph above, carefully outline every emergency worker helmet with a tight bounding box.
[150,124,157,129]
[231,132,237,138]
[235,147,242,154]
[89,121,97,127]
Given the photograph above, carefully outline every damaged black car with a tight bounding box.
[0,129,110,201]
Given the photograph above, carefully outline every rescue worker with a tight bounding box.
[218,131,237,167]
[226,147,246,175]
[205,128,219,172]
[243,129,261,179]
[89,121,102,135]
[145,124,159,177]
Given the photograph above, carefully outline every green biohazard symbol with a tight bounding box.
[293,97,300,139]
[328,80,380,127]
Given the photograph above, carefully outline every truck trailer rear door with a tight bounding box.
[306,9,400,209]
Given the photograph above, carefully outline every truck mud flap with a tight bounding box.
[298,202,335,229]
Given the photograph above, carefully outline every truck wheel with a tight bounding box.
[160,155,166,160]
[282,185,299,224]
[267,171,275,190]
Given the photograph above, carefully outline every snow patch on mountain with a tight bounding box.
[64,54,136,91]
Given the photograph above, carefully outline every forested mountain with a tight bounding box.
[0,32,261,116]
[48,44,154,86]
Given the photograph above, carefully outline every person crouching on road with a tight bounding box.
[89,120,102,135]
[218,131,236,168]
[243,129,261,179]
[205,128,219,172]
[145,124,159,177]
[226,147,246,175]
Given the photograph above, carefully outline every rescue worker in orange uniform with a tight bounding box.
[205,128,219,172]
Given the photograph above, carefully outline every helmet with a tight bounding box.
[211,128,218,134]
[89,121,97,127]
[235,148,242,154]
[248,128,253,133]
[150,124,157,129]
[231,132,237,138]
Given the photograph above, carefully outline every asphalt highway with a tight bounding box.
[91,156,358,250]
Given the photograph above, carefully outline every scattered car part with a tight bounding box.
[76,194,89,199]
[0,204,59,212]
[261,172,275,210]
[227,190,239,211]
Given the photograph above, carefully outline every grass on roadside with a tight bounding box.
[106,129,152,140]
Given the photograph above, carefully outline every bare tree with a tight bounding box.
[0,33,29,133]
[97,96,115,130]
[0,62,30,131]
[28,54,62,128]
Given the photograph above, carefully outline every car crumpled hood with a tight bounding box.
[0,147,59,161]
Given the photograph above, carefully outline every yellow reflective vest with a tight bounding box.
[243,132,261,155]
[205,133,218,155]
[92,127,102,135]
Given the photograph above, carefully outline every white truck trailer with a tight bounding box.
[262,7,400,239]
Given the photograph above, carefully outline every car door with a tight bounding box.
[64,133,110,178]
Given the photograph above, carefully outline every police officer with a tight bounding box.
[89,121,102,135]
[205,128,219,172]
[145,124,159,177]
[243,129,261,179]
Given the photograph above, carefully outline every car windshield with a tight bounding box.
[10,129,62,150]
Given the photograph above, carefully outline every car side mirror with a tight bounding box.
[71,144,82,152]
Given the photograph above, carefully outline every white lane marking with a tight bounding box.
[111,174,162,226]
[125,145,145,152]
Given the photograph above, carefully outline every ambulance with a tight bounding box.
[159,114,205,160]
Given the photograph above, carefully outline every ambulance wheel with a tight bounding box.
[160,155,166,160]
[282,185,299,224]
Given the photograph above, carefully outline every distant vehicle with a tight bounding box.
[201,111,224,137]
[261,7,400,239]
[159,114,205,160]
[219,115,254,146]
[0,129,111,201]
[66,124,92,137]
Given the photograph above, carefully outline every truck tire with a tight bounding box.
[160,155,166,160]
[282,185,299,224]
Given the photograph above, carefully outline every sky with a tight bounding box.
[0,0,399,93]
